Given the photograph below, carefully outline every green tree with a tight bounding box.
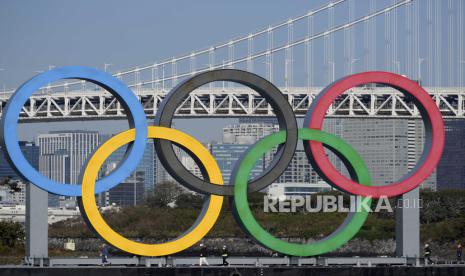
[175,193,204,209]
[145,181,184,208]
[0,177,22,194]
[0,221,24,248]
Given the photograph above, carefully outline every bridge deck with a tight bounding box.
[1,87,464,121]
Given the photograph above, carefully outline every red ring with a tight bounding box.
[307,71,445,198]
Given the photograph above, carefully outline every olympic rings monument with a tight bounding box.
[0,66,443,265]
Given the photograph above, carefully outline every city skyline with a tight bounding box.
[4,0,464,159]
[3,115,463,207]
[0,0,461,208]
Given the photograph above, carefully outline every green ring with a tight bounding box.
[232,128,372,256]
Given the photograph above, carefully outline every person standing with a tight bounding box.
[100,243,109,266]
[424,244,432,265]
[457,243,463,263]
[222,245,229,266]
[199,243,209,266]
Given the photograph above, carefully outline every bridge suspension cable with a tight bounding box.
[129,0,412,89]
[22,0,347,93]
[4,0,413,96]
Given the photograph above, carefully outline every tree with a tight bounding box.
[145,181,184,208]
[175,193,204,209]
[0,221,24,248]
[0,177,22,194]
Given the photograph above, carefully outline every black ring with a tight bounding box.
[154,69,298,196]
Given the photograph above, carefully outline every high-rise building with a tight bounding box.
[210,143,263,185]
[0,141,39,179]
[102,141,154,192]
[324,118,436,190]
[223,123,279,144]
[275,150,321,184]
[230,118,438,195]
[336,119,410,186]
[407,119,436,190]
[238,118,278,125]
[180,155,203,179]
[154,156,174,184]
[0,182,27,204]
[221,122,278,186]
[37,131,99,207]
[153,122,186,185]
[265,120,340,195]
[436,120,465,190]
[220,122,334,190]
[99,162,145,207]
[0,141,39,204]
[154,145,183,184]
[98,140,154,207]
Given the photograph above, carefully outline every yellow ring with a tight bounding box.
[81,126,224,256]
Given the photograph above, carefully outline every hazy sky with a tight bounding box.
[1,0,463,142]
[1,0,327,142]
[1,0,462,89]
[0,0,324,88]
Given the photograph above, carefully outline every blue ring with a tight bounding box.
[0,66,148,196]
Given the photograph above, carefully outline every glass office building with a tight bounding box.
[323,118,436,190]
[0,141,39,179]
[37,131,100,207]
[0,141,38,204]
[99,163,146,207]
[99,140,154,206]
[233,118,438,197]
[210,143,263,185]
[103,140,154,192]
[436,120,465,190]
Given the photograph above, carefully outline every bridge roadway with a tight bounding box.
[0,87,464,122]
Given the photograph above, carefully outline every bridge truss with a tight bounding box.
[2,87,464,121]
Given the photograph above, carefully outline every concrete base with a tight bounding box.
[396,187,420,257]
[25,184,48,260]
[38,256,420,267]
[2,265,465,276]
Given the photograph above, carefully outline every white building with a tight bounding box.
[223,123,279,144]
[37,131,100,207]
[0,181,26,204]
[267,182,332,200]
[0,204,80,224]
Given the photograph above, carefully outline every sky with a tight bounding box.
[0,0,324,88]
[0,0,328,142]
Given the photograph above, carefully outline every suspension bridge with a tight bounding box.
[1,0,464,121]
